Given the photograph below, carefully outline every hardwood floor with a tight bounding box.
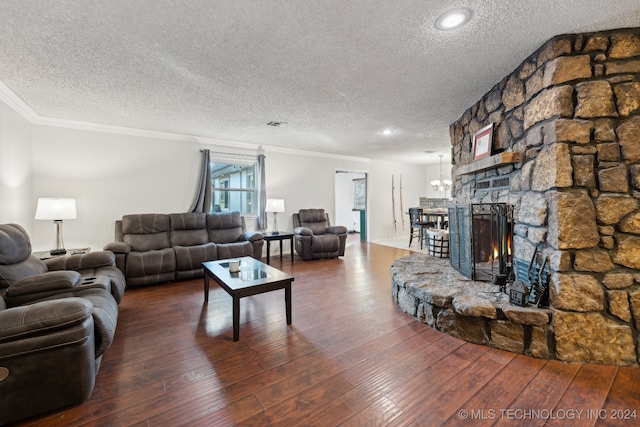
[16,235,639,426]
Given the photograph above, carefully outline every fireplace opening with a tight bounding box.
[449,203,513,282]
[472,203,513,281]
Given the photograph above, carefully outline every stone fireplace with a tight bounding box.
[392,28,640,366]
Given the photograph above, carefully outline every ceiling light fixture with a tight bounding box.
[382,129,394,136]
[267,121,287,127]
[435,8,472,31]
[430,155,452,195]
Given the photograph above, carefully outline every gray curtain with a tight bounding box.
[256,154,267,230]
[189,149,212,213]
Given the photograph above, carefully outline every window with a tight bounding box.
[210,162,256,215]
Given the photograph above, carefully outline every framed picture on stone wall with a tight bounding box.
[472,123,493,160]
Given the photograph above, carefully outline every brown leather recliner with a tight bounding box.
[293,209,348,260]
[0,223,120,425]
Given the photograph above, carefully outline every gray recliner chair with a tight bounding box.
[293,209,348,260]
[0,223,119,424]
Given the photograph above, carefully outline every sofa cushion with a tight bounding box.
[207,212,244,244]
[122,214,170,234]
[0,224,32,265]
[170,212,207,230]
[7,271,82,297]
[311,234,340,254]
[298,209,329,235]
[125,234,170,252]
[0,255,48,289]
[216,242,253,260]
[170,213,208,246]
[125,248,176,279]
[174,243,217,272]
[122,214,171,251]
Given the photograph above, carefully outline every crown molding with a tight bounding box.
[0,82,370,164]
[258,144,370,163]
[0,82,39,122]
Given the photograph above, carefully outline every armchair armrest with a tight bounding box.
[103,241,131,254]
[44,251,117,272]
[294,227,313,236]
[0,297,93,343]
[327,225,348,235]
[240,231,264,242]
[6,271,82,298]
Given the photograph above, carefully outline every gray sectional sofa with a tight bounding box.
[0,223,122,424]
[104,211,264,287]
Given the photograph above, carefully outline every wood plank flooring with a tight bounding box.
[15,235,640,426]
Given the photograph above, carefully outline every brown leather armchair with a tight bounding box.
[0,223,119,424]
[293,209,348,260]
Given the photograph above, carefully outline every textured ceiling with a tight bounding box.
[1,1,639,165]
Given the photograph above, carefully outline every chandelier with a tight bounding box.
[430,155,452,192]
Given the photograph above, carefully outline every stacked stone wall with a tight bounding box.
[447,28,640,366]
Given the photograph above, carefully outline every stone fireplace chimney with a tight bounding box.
[449,28,640,365]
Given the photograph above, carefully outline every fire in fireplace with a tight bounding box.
[448,203,513,282]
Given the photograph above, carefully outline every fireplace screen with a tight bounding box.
[449,203,513,281]
[472,203,513,281]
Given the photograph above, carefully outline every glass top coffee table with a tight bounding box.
[202,256,294,341]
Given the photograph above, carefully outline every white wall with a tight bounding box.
[0,100,33,230]
[262,150,370,233]
[1,97,431,252]
[367,159,427,242]
[30,125,202,251]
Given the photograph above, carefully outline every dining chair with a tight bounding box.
[408,207,435,249]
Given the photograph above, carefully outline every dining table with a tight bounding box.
[420,208,449,229]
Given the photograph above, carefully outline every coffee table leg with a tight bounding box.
[285,282,292,325]
[233,295,240,341]
[204,271,210,303]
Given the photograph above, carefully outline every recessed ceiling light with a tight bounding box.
[435,8,472,31]
[382,129,394,136]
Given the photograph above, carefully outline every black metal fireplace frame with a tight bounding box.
[449,203,514,282]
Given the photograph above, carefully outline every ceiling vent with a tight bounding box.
[267,121,287,127]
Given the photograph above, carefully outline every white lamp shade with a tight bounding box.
[35,198,77,220]
[265,199,285,213]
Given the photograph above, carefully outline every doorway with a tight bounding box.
[334,170,367,242]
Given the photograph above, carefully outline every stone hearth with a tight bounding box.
[392,253,637,366]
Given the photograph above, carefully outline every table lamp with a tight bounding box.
[35,198,77,255]
[265,199,285,234]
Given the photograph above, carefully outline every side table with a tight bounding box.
[33,248,90,260]
[263,232,294,264]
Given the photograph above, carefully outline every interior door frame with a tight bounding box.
[334,169,368,242]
